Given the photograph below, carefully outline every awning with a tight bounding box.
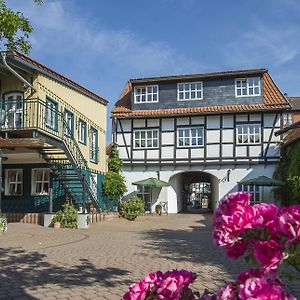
[132,177,170,188]
[239,176,284,187]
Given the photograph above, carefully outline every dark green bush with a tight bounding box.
[119,196,144,221]
[52,199,77,228]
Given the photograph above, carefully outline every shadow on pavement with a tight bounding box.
[141,214,248,276]
[0,247,131,298]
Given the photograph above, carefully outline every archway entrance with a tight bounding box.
[169,171,219,213]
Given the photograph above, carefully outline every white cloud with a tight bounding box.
[8,0,199,76]
[222,20,299,68]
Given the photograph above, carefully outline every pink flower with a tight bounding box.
[218,192,251,215]
[217,283,237,300]
[253,240,283,271]
[157,270,197,300]
[122,271,163,300]
[277,205,300,243]
[237,269,293,300]
[252,203,279,229]
[226,240,246,259]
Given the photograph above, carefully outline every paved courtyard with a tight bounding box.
[0,214,299,300]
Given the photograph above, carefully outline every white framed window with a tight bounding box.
[64,109,74,136]
[235,78,260,97]
[78,119,86,144]
[134,85,158,103]
[45,98,58,130]
[32,169,50,195]
[283,113,293,127]
[90,127,98,163]
[177,127,204,147]
[3,92,23,129]
[134,129,159,148]
[240,185,261,205]
[5,169,23,196]
[236,124,261,144]
[177,82,203,101]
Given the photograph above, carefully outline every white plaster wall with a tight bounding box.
[119,119,131,131]
[161,146,174,159]
[236,114,248,122]
[249,114,262,122]
[177,118,190,126]
[207,144,219,157]
[133,119,146,127]
[191,148,204,158]
[122,164,277,213]
[191,116,204,125]
[148,119,159,127]
[223,115,234,128]
[132,150,144,160]
[222,129,234,142]
[162,119,174,131]
[263,114,277,127]
[162,132,174,145]
[207,116,220,129]
[207,130,220,143]
[147,150,159,159]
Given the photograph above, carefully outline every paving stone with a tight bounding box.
[0,215,299,299]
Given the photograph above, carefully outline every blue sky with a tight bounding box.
[9,0,300,143]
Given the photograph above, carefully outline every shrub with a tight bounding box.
[52,199,77,228]
[119,196,144,221]
[0,213,7,233]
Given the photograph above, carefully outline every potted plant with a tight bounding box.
[52,210,63,229]
[155,204,162,216]
[0,213,7,233]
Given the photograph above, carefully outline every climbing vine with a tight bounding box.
[274,140,300,205]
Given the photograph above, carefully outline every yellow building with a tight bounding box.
[0,51,108,213]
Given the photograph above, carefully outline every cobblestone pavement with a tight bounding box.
[0,214,299,300]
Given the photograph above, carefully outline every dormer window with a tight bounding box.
[134,85,158,103]
[235,78,260,97]
[177,82,203,101]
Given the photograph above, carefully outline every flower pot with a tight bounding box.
[156,209,162,216]
[53,221,61,229]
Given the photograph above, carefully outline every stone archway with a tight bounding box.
[169,171,219,213]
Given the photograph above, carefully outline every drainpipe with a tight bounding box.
[1,52,36,91]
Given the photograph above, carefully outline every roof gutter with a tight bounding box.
[1,52,36,91]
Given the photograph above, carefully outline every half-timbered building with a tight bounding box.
[112,69,290,213]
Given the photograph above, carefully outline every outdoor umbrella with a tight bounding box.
[132,177,170,188]
[239,176,284,187]
[238,176,285,202]
[132,177,170,212]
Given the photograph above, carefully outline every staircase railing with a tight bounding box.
[0,98,103,210]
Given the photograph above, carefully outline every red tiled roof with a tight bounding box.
[283,127,300,146]
[288,96,300,110]
[13,51,108,106]
[112,71,289,117]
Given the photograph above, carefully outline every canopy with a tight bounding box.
[132,177,170,188]
[239,176,284,187]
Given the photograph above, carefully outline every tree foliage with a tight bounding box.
[0,0,43,54]
[108,143,123,173]
[274,140,300,205]
[103,171,127,200]
[103,144,127,200]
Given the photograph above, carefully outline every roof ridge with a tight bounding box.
[11,50,108,105]
[129,68,268,82]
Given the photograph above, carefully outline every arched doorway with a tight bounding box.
[169,171,219,213]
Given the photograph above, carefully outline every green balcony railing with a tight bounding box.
[0,98,102,210]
